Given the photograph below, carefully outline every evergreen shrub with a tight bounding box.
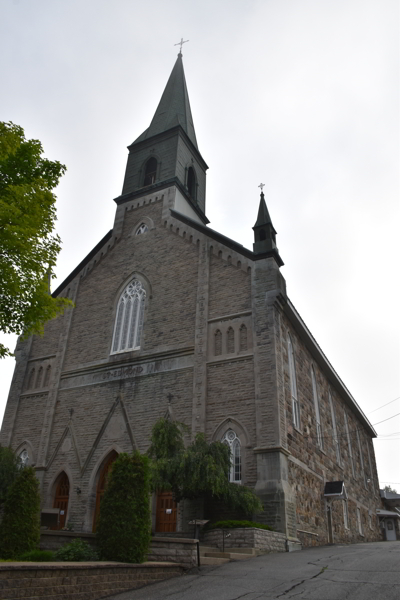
[54,539,98,562]
[207,520,274,531]
[18,550,54,562]
[0,466,41,559]
[96,452,151,563]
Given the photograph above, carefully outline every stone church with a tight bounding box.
[1,53,382,546]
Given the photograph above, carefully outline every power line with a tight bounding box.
[372,412,400,427]
[367,396,400,415]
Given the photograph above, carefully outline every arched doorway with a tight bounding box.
[155,492,177,533]
[52,472,70,530]
[92,451,118,532]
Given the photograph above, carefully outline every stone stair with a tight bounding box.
[199,545,261,566]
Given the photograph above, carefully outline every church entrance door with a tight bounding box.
[155,492,177,533]
[92,451,118,532]
[52,472,70,530]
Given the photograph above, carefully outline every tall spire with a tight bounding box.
[253,188,282,264]
[132,53,198,149]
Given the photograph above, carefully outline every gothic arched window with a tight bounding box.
[19,449,29,467]
[239,324,248,352]
[44,365,52,387]
[187,166,196,199]
[143,157,157,186]
[35,366,43,389]
[311,366,323,449]
[27,368,35,389]
[222,429,241,483]
[227,327,235,354]
[111,279,146,354]
[215,329,222,356]
[136,223,149,235]
[287,335,300,428]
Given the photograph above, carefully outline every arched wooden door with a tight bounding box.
[92,451,118,532]
[52,472,70,530]
[155,492,177,533]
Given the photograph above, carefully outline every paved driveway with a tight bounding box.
[106,541,400,600]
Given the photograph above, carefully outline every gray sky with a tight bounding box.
[1,0,399,489]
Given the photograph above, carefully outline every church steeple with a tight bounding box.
[253,189,282,264]
[120,53,208,223]
[132,53,198,149]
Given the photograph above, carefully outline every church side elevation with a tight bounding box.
[0,53,382,546]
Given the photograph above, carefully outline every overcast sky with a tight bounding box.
[1,0,399,489]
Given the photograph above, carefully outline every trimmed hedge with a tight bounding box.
[0,466,41,559]
[96,452,151,563]
[207,520,274,531]
[54,539,98,562]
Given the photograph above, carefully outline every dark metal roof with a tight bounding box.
[132,53,198,149]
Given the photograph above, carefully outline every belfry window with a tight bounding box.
[222,429,241,483]
[288,335,300,429]
[187,166,196,199]
[136,223,149,235]
[143,157,157,186]
[111,279,146,354]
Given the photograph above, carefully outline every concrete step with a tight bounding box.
[200,556,231,566]
[204,551,254,561]
[199,546,219,555]
[227,548,258,555]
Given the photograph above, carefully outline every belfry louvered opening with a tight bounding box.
[111,279,146,353]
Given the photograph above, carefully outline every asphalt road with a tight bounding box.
[106,541,400,600]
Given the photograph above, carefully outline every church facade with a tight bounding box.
[0,54,382,546]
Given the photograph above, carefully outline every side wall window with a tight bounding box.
[287,335,300,429]
[329,390,341,465]
[111,279,146,354]
[344,411,355,478]
[311,366,323,448]
[222,429,241,483]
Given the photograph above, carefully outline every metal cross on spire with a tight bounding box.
[258,183,265,193]
[174,38,189,54]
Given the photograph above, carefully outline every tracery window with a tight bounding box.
[311,367,323,449]
[288,335,300,429]
[111,279,146,354]
[19,449,29,467]
[143,157,157,186]
[222,429,241,483]
[136,223,149,235]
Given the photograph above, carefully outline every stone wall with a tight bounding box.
[203,527,286,553]
[39,531,199,568]
[0,562,184,600]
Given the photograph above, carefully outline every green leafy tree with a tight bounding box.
[383,485,398,494]
[148,418,263,516]
[0,445,21,508]
[96,452,151,563]
[0,466,41,559]
[0,121,71,358]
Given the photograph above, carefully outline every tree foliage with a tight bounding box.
[383,485,398,494]
[0,466,41,559]
[0,121,72,358]
[96,452,151,563]
[148,418,263,516]
[0,445,21,507]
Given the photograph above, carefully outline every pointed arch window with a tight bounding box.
[329,390,341,465]
[19,449,29,467]
[311,366,323,449]
[239,324,248,352]
[136,223,149,235]
[111,279,146,354]
[27,368,35,390]
[44,365,52,387]
[143,157,157,186]
[288,335,300,429]
[227,327,235,354]
[35,366,43,389]
[187,166,196,199]
[214,329,222,356]
[222,429,241,483]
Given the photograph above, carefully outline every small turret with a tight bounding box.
[253,188,282,264]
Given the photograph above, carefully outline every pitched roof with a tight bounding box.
[132,53,198,149]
